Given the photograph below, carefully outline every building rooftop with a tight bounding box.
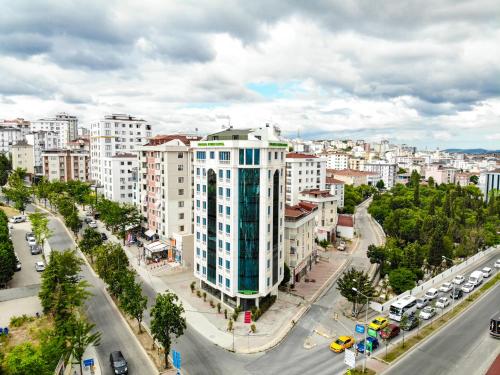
[285,202,318,220]
[337,214,354,227]
[111,153,137,158]
[332,169,378,176]
[286,152,318,159]
[300,189,334,198]
[104,114,145,122]
[145,134,202,146]
[326,177,345,185]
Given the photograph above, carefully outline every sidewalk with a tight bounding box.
[68,345,102,375]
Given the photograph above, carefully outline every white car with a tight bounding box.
[416,297,429,309]
[35,261,46,272]
[27,238,37,247]
[435,297,450,309]
[482,267,492,278]
[419,306,436,320]
[439,282,452,293]
[453,275,465,285]
[461,283,474,293]
[495,259,500,269]
[9,215,26,223]
[88,221,98,228]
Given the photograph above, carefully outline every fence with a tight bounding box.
[372,245,500,313]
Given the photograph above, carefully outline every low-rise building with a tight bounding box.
[42,149,90,182]
[0,126,22,154]
[424,164,457,185]
[11,141,34,175]
[285,202,318,284]
[25,131,59,175]
[337,214,354,239]
[325,177,345,208]
[328,169,379,186]
[299,189,338,242]
[325,152,350,170]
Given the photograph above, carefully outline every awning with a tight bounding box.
[144,229,156,238]
[144,241,168,256]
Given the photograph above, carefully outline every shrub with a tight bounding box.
[227,318,233,331]
[217,302,221,313]
[190,281,196,293]
[203,291,207,302]
[10,314,35,327]
[196,290,201,298]
[250,323,256,333]
[224,309,228,319]
[259,294,277,316]
[232,312,238,321]
[209,299,215,308]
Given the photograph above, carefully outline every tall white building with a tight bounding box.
[102,153,138,203]
[325,152,350,170]
[363,161,397,189]
[0,118,31,138]
[25,131,59,175]
[90,114,152,203]
[31,113,78,149]
[192,125,287,310]
[0,126,22,154]
[285,152,326,206]
[480,169,500,202]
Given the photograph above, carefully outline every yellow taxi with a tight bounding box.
[330,335,355,353]
[368,316,389,331]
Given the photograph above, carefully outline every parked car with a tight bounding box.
[356,337,379,353]
[424,288,439,300]
[368,316,389,331]
[337,243,346,251]
[26,234,36,243]
[30,245,42,255]
[15,253,21,271]
[380,324,401,340]
[482,267,492,278]
[416,297,429,309]
[453,275,465,285]
[9,215,26,223]
[330,335,355,353]
[100,233,108,241]
[35,261,45,272]
[25,232,34,240]
[419,306,436,320]
[461,283,474,293]
[88,221,98,228]
[27,237,37,247]
[450,288,463,300]
[400,314,419,331]
[495,259,500,269]
[109,351,128,374]
[439,282,453,293]
[435,297,450,309]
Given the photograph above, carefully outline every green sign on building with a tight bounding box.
[197,142,225,147]
[268,142,288,148]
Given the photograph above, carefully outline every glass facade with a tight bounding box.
[272,169,279,284]
[207,169,217,284]
[238,168,260,293]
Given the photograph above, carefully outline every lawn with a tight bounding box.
[0,205,19,217]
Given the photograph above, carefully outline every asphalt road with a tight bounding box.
[384,282,500,375]
[9,220,42,288]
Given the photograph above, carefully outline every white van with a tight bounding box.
[482,267,492,278]
[468,270,484,287]
[424,288,439,300]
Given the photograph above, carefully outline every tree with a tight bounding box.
[3,342,48,375]
[376,179,385,190]
[65,180,92,209]
[116,203,143,244]
[78,227,103,263]
[64,210,81,236]
[280,263,291,286]
[34,176,51,207]
[427,176,435,188]
[65,317,101,375]
[28,211,52,248]
[0,152,12,186]
[94,243,129,285]
[150,292,187,369]
[469,175,479,185]
[336,267,375,316]
[2,168,31,213]
[397,167,407,174]
[120,277,148,333]
[388,267,416,294]
[0,211,16,286]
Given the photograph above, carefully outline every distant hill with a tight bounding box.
[444,148,500,154]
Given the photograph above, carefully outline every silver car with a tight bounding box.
[419,306,436,320]
[35,261,46,272]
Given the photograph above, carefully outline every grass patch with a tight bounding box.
[382,272,500,363]
[0,205,19,217]
[349,368,377,375]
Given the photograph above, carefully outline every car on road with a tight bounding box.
[416,297,429,309]
[15,253,21,271]
[453,275,466,285]
[380,324,401,340]
[419,306,436,320]
[435,297,450,309]
[356,337,379,353]
[30,245,42,255]
[88,221,98,228]
[461,283,474,293]
[35,261,45,272]
[25,232,34,240]
[369,316,389,331]
[482,267,492,278]
[450,288,463,300]
[100,232,108,241]
[27,237,37,247]
[109,351,128,374]
[495,259,500,269]
[424,288,439,300]
[9,215,26,223]
[400,314,419,331]
[330,336,355,353]
[439,282,453,293]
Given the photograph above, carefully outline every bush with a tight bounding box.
[259,294,277,316]
[217,302,221,313]
[196,290,201,298]
[251,307,262,321]
[250,323,256,333]
[190,281,196,293]
[232,312,238,321]
[227,318,233,331]
[203,291,207,302]
[224,309,228,319]
[209,299,215,308]
[10,314,35,327]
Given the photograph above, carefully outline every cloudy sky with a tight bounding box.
[1,0,499,149]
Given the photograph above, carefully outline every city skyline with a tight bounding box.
[1,1,500,149]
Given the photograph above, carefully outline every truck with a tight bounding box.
[468,270,484,287]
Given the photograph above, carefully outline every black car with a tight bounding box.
[30,245,42,255]
[450,288,463,300]
[110,351,128,374]
[100,232,108,241]
[401,314,419,331]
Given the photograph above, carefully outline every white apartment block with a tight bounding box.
[299,189,338,241]
[325,177,345,208]
[192,125,287,310]
[0,118,31,138]
[11,141,34,175]
[42,149,90,182]
[363,161,397,189]
[31,113,78,149]
[0,126,23,154]
[284,202,318,284]
[26,131,59,175]
[325,152,349,170]
[102,154,138,203]
[90,114,152,203]
[480,169,500,202]
[285,152,326,206]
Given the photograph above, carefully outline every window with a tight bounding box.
[267,277,270,287]
[225,224,230,234]
[196,216,200,224]
[218,257,223,266]
[218,275,223,284]
[219,151,230,161]
[179,213,184,220]
[225,242,230,252]
[203,201,207,209]
[267,259,270,269]
[226,170,231,179]
[219,170,223,179]
[225,260,230,270]
[210,151,215,159]
[178,177,184,183]
[203,218,206,226]
[254,149,260,165]
[218,204,223,214]
[226,188,230,197]
[178,165,184,171]
[196,247,200,256]
[196,184,200,192]
[245,148,253,165]
[202,234,207,242]
[267,223,270,232]
[196,168,200,176]
[196,200,200,208]
[196,232,200,240]
[203,266,207,275]
[203,185,206,193]
[218,187,223,196]
[225,278,230,288]
[226,206,230,215]
[239,149,244,164]
[180,225,184,231]
[178,152,184,158]
[196,151,206,160]
[268,151,272,161]
[196,263,200,272]
[218,239,223,248]
[218,222,223,231]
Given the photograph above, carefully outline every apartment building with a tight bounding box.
[363,161,397,189]
[349,157,365,171]
[90,114,152,203]
[42,149,90,182]
[329,169,379,186]
[284,202,318,284]
[0,118,30,138]
[11,141,34,175]
[299,189,338,241]
[285,152,326,206]
[191,125,287,310]
[25,131,59,175]
[0,126,22,154]
[481,169,500,202]
[31,113,78,149]
[325,177,345,208]
[325,152,349,170]
[424,164,457,185]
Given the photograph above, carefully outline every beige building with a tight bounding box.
[424,164,457,185]
[285,202,318,284]
[11,141,35,175]
[328,168,378,186]
[299,189,338,242]
[349,157,366,171]
[42,149,90,182]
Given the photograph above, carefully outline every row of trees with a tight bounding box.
[341,184,377,214]
[367,171,500,292]
[0,211,16,287]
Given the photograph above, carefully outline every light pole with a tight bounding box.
[442,255,456,313]
[353,287,370,373]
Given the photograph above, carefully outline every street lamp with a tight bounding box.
[442,255,456,313]
[352,286,370,373]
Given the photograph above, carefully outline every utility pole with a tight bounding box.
[353,287,370,373]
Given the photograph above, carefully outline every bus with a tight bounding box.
[490,311,500,339]
[389,295,417,321]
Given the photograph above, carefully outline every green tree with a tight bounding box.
[150,292,187,369]
[64,210,81,236]
[28,211,52,248]
[367,244,386,275]
[0,241,16,286]
[65,317,101,375]
[280,263,291,286]
[3,342,48,375]
[376,179,385,190]
[388,267,416,294]
[94,243,129,285]
[65,180,92,209]
[397,167,407,174]
[34,176,51,207]
[78,227,103,263]
[336,267,375,316]
[0,153,12,186]
[469,175,479,185]
[2,168,31,213]
[120,277,148,333]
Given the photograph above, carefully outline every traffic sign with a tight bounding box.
[172,350,181,369]
[344,349,356,368]
[367,328,378,338]
[244,311,252,324]
[355,324,365,334]
[83,358,94,367]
